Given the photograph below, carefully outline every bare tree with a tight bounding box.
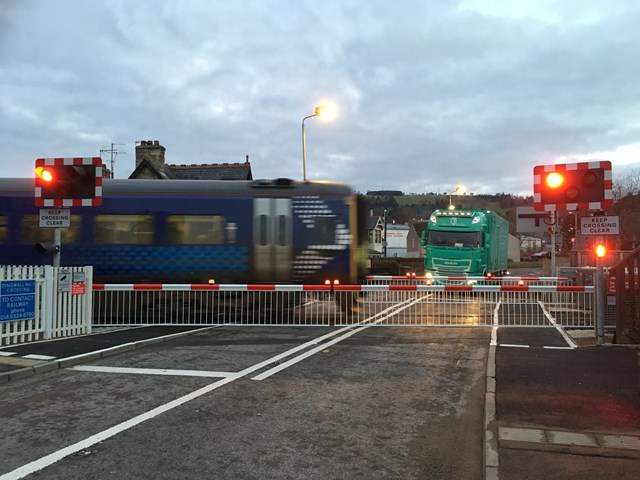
[612,166,640,202]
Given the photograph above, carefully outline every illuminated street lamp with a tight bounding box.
[448,185,465,210]
[301,105,335,181]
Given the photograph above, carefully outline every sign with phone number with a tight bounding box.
[0,280,36,322]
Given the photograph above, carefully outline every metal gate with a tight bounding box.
[92,283,594,328]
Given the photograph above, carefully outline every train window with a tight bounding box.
[0,216,6,244]
[258,215,268,246]
[310,217,336,245]
[94,215,153,244]
[166,215,225,245]
[19,214,81,244]
[277,215,288,246]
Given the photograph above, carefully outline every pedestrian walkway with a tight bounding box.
[494,338,640,480]
[0,326,210,382]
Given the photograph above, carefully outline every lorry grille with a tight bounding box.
[432,258,472,275]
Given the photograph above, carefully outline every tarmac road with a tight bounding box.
[0,326,489,480]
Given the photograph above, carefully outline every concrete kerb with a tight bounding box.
[484,344,499,480]
[0,327,214,384]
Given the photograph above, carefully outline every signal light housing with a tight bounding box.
[34,242,60,256]
[35,157,103,207]
[533,161,612,212]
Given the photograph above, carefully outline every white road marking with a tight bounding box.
[537,300,577,349]
[23,354,56,360]
[0,323,369,480]
[252,295,426,381]
[0,351,17,357]
[70,366,239,378]
[501,344,530,348]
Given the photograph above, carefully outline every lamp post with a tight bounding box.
[301,105,334,181]
[448,185,465,210]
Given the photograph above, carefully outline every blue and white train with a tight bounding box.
[0,177,368,285]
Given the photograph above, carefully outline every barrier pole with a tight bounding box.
[595,258,605,345]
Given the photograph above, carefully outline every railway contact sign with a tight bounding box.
[0,280,36,322]
[580,216,619,235]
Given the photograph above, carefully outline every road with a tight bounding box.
[0,326,490,480]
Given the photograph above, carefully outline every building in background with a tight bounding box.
[367,215,384,257]
[406,220,427,258]
[129,140,253,180]
[385,223,410,257]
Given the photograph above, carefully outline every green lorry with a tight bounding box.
[421,209,509,276]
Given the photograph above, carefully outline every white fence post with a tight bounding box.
[84,265,93,335]
[43,265,55,340]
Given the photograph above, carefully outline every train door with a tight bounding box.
[253,198,292,282]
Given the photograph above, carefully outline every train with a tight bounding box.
[0,177,369,285]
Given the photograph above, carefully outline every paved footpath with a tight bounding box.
[493,342,640,480]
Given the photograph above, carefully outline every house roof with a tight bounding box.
[165,163,253,180]
[129,160,253,180]
[367,216,384,229]
[128,158,170,179]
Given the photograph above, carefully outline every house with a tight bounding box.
[367,215,385,257]
[129,140,253,180]
[406,220,427,258]
[508,233,521,262]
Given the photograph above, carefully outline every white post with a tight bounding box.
[43,265,55,340]
[84,265,93,334]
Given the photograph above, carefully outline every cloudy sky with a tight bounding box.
[2,0,640,196]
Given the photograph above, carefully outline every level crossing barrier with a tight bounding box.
[365,275,571,286]
[92,283,594,328]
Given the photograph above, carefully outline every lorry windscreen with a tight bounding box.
[428,231,480,247]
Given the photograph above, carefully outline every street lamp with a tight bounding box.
[448,185,465,210]
[301,105,334,181]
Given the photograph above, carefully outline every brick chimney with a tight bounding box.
[136,140,166,172]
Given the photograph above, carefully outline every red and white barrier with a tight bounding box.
[93,283,592,293]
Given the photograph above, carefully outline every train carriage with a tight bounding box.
[0,177,368,286]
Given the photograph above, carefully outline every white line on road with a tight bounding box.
[23,354,57,360]
[70,365,240,378]
[0,323,368,480]
[538,300,577,349]
[252,295,426,381]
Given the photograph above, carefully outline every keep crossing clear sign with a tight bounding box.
[0,280,36,322]
[580,216,620,236]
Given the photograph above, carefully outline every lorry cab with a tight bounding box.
[421,210,508,276]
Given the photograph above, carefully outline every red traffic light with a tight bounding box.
[35,166,55,183]
[595,244,607,258]
[545,172,564,189]
[533,161,612,211]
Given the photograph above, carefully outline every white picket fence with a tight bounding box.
[0,265,93,347]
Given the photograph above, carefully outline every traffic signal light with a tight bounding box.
[595,244,607,258]
[35,158,103,207]
[533,161,612,211]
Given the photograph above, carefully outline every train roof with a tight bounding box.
[0,177,355,196]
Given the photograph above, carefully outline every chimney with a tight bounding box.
[136,140,166,171]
